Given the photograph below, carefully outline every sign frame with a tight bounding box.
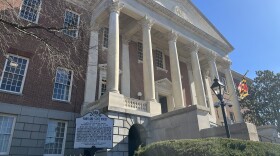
[74,110,113,149]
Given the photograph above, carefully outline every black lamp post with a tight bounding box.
[210,78,231,138]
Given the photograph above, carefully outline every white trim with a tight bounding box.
[52,67,73,102]
[18,0,42,24]
[63,9,81,38]
[221,76,229,94]
[155,78,174,112]
[0,54,29,94]
[43,120,68,156]
[102,27,109,49]
[0,114,16,155]
[155,49,167,71]
[98,64,107,98]
[137,42,143,61]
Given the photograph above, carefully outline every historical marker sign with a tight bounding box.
[74,110,113,149]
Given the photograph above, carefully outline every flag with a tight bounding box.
[238,78,249,99]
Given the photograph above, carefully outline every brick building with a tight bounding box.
[0,0,259,156]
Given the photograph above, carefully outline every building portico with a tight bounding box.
[80,0,246,155]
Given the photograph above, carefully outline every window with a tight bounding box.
[221,77,228,93]
[52,68,73,102]
[155,50,164,68]
[137,42,143,61]
[44,120,67,156]
[0,115,16,155]
[0,55,29,94]
[100,77,106,96]
[63,10,80,38]
[103,27,109,48]
[19,0,42,23]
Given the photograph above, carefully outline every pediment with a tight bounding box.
[155,78,172,90]
[153,0,231,48]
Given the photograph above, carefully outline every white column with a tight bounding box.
[106,1,123,93]
[190,43,207,107]
[140,16,156,101]
[202,70,217,122]
[224,60,243,123]
[208,51,219,81]
[168,30,184,109]
[83,26,99,108]
[121,37,130,97]
[186,63,198,105]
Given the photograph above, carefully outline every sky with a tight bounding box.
[192,0,280,79]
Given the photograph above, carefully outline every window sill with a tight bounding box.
[138,60,143,64]
[102,47,108,52]
[19,16,38,24]
[0,90,23,96]
[52,99,71,104]
[156,67,168,73]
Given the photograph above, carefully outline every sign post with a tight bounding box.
[74,110,113,149]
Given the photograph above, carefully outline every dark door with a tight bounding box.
[128,125,146,156]
[159,95,168,114]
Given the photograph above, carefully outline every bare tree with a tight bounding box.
[0,0,96,78]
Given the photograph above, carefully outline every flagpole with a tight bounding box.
[242,70,249,79]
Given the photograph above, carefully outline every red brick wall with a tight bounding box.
[128,41,192,105]
[0,0,90,113]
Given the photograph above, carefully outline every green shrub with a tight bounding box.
[135,138,280,156]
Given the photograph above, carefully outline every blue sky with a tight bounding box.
[192,0,280,79]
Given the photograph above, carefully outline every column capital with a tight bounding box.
[168,30,178,42]
[222,58,232,69]
[122,36,131,45]
[109,1,124,14]
[139,15,154,30]
[202,69,210,78]
[190,41,199,53]
[207,50,217,62]
[90,22,100,32]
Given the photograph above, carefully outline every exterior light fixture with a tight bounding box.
[137,92,142,100]
[211,77,231,138]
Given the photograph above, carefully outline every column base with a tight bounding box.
[107,90,120,94]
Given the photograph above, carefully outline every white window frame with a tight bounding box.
[0,54,29,94]
[43,120,67,156]
[155,49,167,72]
[0,114,16,155]
[102,27,109,49]
[137,42,143,62]
[52,67,73,102]
[221,77,229,93]
[18,0,42,23]
[63,9,80,38]
[98,64,107,98]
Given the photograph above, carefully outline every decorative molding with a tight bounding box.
[135,0,232,52]
[189,41,199,53]
[139,15,154,30]
[168,30,178,42]
[221,58,232,69]
[155,78,172,93]
[122,37,131,45]
[109,1,124,14]
[90,22,100,31]
[207,50,217,62]
[174,6,190,23]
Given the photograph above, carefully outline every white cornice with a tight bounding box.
[136,0,233,53]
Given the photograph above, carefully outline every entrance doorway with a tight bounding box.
[128,124,146,156]
[159,95,168,114]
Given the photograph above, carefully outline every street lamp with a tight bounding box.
[210,77,231,138]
